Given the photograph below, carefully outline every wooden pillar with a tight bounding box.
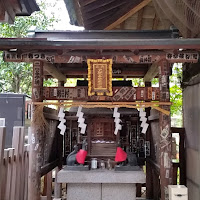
[42,171,52,200]
[152,168,161,200]
[28,61,44,200]
[58,80,64,168]
[179,129,186,185]
[54,81,64,198]
[145,82,154,199]
[31,61,44,102]
[158,60,172,200]
[58,81,65,87]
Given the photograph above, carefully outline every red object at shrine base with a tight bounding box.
[115,147,127,162]
[76,149,88,164]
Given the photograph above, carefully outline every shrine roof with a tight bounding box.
[64,0,200,38]
[1,30,199,79]
[0,30,200,51]
[64,0,169,30]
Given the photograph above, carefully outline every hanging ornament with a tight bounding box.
[113,107,122,135]
[139,108,149,134]
[76,106,87,134]
[57,106,66,135]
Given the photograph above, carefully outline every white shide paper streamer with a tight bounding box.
[76,106,87,134]
[57,106,66,135]
[113,107,121,135]
[139,108,149,134]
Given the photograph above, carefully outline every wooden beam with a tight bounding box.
[55,65,148,78]
[44,63,66,82]
[83,0,126,24]
[137,8,144,30]
[105,0,152,30]
[0,2,6,21]
[79,0,97,7]
[143,62,158,82]
[152,14,159,30]
[43,86,161,102]
[0,0,16,23]
[171,127,185,134]
[81,0,116,13]
[120,21,125,29]
[92,0,141,30]
[41,160,59,177]
[84,9,117,27]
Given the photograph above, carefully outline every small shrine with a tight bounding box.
[0,30,200,200]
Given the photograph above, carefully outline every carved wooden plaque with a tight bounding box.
[87,59,113,96]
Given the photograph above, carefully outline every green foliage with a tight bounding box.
[43,79,58,87]
[170,84,182,115]
[0,53,32,94]
[132,78,144,87]
[170,64,183,125]
[65,78,83,87]
[0,0,58,95]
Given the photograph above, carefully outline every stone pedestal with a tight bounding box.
[67,183,101,200]
[102,183,136,200]
[57,168,145,200]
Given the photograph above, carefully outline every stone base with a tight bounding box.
[102,183,136,200]
[58,169,145,200]
[64,165,89,171]
[67,183,136,200]
[67,183,101,200]
[115,165,140,171]
[58,169,145,183]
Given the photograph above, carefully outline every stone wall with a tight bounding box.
[183,71,200,200]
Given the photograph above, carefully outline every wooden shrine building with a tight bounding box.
[0,30,200,200]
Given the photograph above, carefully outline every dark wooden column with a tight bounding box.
[28,61,44,200]
[158,60,173,200]
[145,81,153,199]
[53,80,65,198]
[179,129,186,185]
[31,61,44,102]
[58,80,65,168]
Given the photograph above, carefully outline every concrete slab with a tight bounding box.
[57,168,146,184]
[67,183,101,200]
[102,183,136,200]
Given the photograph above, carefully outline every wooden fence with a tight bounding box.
[0,126,29,200]
[0,124,62,200]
